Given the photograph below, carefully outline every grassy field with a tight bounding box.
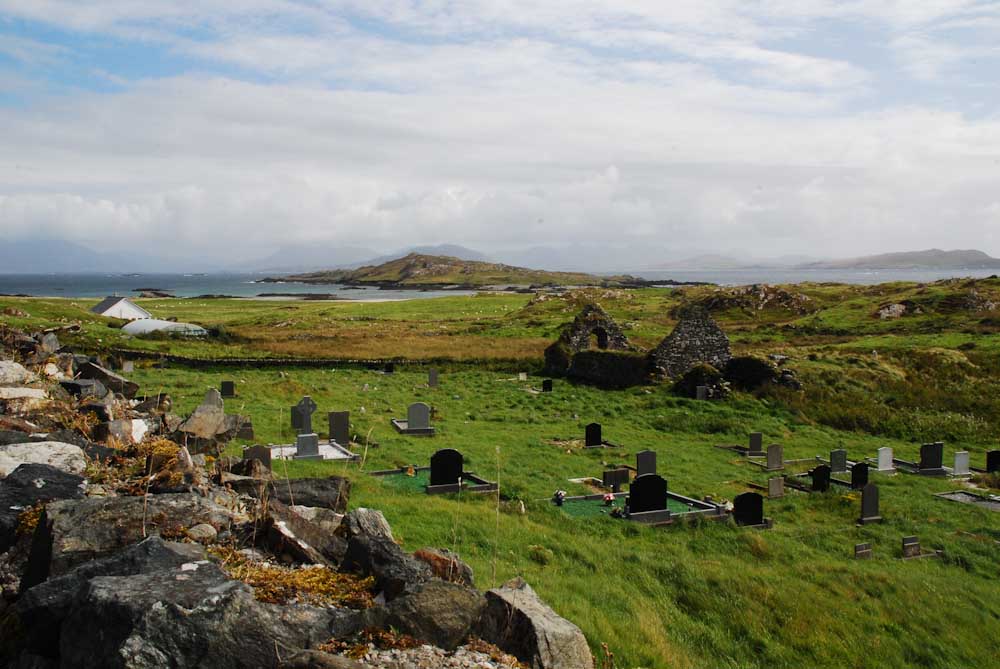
[4,279,1000,668]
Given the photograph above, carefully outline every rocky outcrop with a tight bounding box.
[0,442,87,479]
[0,464,85,554]
[479,577,594,669]
[76,361,139,399]
[0,361,35,386]
[174,389,253,455]
[386,579,486,650]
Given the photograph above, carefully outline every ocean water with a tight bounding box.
[0,268,996,299]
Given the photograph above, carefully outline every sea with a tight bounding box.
[0,268,997,299]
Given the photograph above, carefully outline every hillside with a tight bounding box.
[266,253,635,288]
[799,248,1000,270]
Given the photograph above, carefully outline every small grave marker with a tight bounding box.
[628,473,667,513]
[428,368,439,388]
[830,449,847,473]
[430,448,463,486]
[953,451,970,476]
[636,450,657,476]
[518,372,528,381]
[328,411,350,445]
[585,423,603,447]
[766,444,784,471]
[122,360,134,373]
[877,447,895,473]
[851,463,870,489]
[542,379,553,393]
[748,433,764,456]
[854,543,873,559]
[859,483,882,524]
[733,492,764,526]
[811,464,831,492]
[408,402,431,430]
[242,445,272,469]
[695,385,708,401]
[987,450,1000,473]
[602,468,630,493]
[901,536,921,559]
[220,381,236,398]
[768,477,784,499]
[294,433,321,460]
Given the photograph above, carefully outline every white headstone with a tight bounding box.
[518,372,528,381]
[953,451,970,476]
[877,447,894,472]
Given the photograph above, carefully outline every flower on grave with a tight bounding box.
[405,466,415,477]
[553,490,567,506]
[602,493,615,506]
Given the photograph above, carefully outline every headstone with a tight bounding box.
[877,447,895,472]
[542,379,553,393]
[988,450,1000,473]
[953,451,970,476]
[294,433,320,460]
[766,444,783,471]
[830,449,847,473]
[428,368,439,388]
[294,396,318,435]
[585,423,602,447]
[430,448,463,486]
[695,385,708,401]
[854,543,872,559]
[636,450,657,476]
[384,362,395,374]
[733,492,764,526]
[859,483,881,524]
[408,402,431,430]
[242,444,272,469]
[122,360,134,373]
[602,468,630,493]
[768,477,784,499]
[328,411,350,445]
[220,380,236,398]
[628,473,667,513]
[811,464,831,492]
[901,536,921,559]
[919,442,944,471]
[518,372,528,381]
[851,463,870,490]
[748,432,764,456]
[291,406,303,432]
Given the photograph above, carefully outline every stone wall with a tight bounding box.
[649,307,731,379]
[543,303,633,375]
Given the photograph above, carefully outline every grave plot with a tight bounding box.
[970,449,1000,474]
[716,432,766,457]
[890,442,954,477]
[371,448,497,495]
[391,401,436,436]
[270,395,359,461]
[934,490,1000,513]
[555,451,725,526]
[583,422,620,448]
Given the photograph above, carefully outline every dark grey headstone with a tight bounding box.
[811,464,831,492]
[408,402,431,430]
[242,445,271,469]
[428,368,439,388]
[294,433,320,459]
[430,448,463,486]
[748,432,764,456]
[854,543,872,559]
[830,449,847,473]
[859,483,881,524]
[585,423,602,447]
[602,468,630,493]
[384,362,395,374]
[291,406,303,432]
[902,536,921,558]
[628,473,667,513]
[733,492,764,526]
[919,442,943,470]
[295,396,318,435]
[636,450,657,476]
[766,444,783,471]
[695,385,708,401]
[768,477,784,499]
[851,463,870,490]
[542,379,553,393]
[220,381,236,398]
[328,411,350,445]
[988,450,1000,473]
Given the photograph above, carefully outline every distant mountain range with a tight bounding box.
[654,249,1000,271]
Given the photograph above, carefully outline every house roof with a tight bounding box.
[90,296,152,319]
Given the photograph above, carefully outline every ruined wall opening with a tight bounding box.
[591,327,609,350]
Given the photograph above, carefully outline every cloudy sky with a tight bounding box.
[1,1,999,266]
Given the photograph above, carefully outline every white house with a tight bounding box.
[90,296,152,321]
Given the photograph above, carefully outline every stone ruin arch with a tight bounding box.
[543,303,633,375]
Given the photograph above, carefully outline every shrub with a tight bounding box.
[724,356,778,391]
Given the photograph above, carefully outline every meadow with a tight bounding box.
[3,278,1000,668]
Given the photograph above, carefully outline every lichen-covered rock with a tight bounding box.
[386,579,486,650]
[479,577,594,669]
[413,548,474,587]
[0,464,85,554]
[0,361,35,386]
[0,442,87,479]
[340,534,432,602]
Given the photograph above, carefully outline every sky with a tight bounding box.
[1,1,999,266]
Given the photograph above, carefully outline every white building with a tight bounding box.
[90,296,152,321]
[121,319,207,337]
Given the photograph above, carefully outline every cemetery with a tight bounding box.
[3,281,1000,669]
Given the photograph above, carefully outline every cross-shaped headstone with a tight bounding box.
[295,396,318,435]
